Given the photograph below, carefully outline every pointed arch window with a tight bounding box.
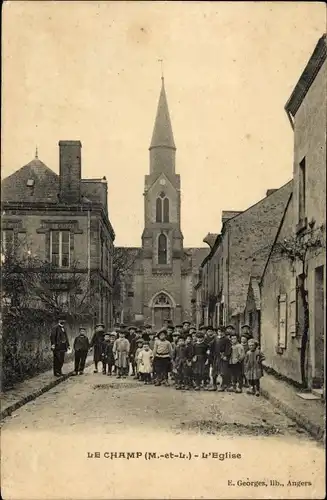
[158,233,167,264]
[163,198,169,222]
[156,194,170,223]
[156,198,162,222]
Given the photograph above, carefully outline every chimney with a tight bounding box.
[221,210,243,227]
[266,189,277,197]
[59,140,82,204]
[203,233,218,249]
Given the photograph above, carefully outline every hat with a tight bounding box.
[189,324,196,330]
[199,325,208,331]
[158,328,167,335]
[79,326,86,331]
[241,324,251,329]
[95,323,105,331]
[182,320,191,325]
[128,325,136,331]
[226,324,235,329]
[110,331,117,336]
[167,324,174,330]
[175,324,182,328]
[137,338,143,344]
[144,324,152,329]
[197,331,205,338]
[207,325,214,330]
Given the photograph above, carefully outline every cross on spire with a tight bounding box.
[158,58,164,80]
[35,146,38,159]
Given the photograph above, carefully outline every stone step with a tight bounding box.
[311,387,324,400]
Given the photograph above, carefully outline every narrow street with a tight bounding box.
[2,367,324,499]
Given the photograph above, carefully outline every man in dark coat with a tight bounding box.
[50,318,70,377]
[90,323,105,373]
[211,327,232,391]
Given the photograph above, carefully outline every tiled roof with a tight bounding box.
[1,158,59,203]
[1,157,107,208]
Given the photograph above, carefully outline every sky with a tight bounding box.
[2,1,326,246]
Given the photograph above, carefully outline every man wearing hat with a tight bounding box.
[174,324,183,338]
[241,324,252,338]
[90,323,105,373]
[50,318,70,377]
[130,327,142,378]
[204,325,216,388]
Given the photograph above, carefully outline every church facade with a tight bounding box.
[116,79,208,329]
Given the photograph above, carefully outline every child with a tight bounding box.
[113,330,130,378]
[134,338,144,380]
[173,337,187,390]
[244,338,265,396]
[138,341,153,384]
[129,329,142,378]
[229,334,245,393]
[101,333,115,375]
[184,334,195,389]
[192,332,208,390]
[153,329,173,386]
[73,327,90,375]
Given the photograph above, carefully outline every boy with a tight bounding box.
[229,333,245,393]
[173,337,187,390]
[153,329,173,386]
[129,328,142,378]
[192,331,208,390]
[73,327,90,375]
[204,326,216,388]
[184,334,195,389]
[211,326,232,391]
[113,330,130,378]
[101,332,115,375]
[244,338,265,396]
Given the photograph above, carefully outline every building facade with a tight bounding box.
[195,184,293,332]
[116,79,208,329]
[1,140,115,333]
[260,34,326,392]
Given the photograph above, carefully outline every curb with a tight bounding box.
[1,358,93,421]
[260,387,325,442]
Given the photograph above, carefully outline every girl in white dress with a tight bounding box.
[137,342,154,384]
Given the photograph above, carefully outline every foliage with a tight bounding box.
[272,220,325,387]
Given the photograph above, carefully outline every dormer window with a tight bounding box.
[26,179,35,187]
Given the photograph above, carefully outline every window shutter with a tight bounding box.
[288,287,297,337]
[278,294,287,348]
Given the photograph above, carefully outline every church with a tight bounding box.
[116,78,208,329]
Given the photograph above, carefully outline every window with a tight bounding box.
[1,230,14,256]
[158,233,167,264]
[156,198,162,222]
[299,157,306,223]
[50,230,70,268]
[163,198,169,222]
[156,196,169,223]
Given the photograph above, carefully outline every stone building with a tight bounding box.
[1,140,115,334]
[116,79,208,329]
[260,34,326,393]
[195,183,293,331]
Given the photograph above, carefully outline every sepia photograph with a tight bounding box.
[1,1,326,499]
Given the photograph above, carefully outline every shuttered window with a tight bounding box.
[278,294,287,348]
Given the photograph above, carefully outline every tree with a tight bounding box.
[111,247,139,323]
[273,220,325,387]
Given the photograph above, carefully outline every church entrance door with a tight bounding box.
[151,292,174,330]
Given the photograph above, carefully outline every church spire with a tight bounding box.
[149,78,176,151]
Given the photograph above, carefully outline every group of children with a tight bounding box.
[72,321,265,396]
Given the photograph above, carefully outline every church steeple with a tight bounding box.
[149,78,176,174]
[150,78,176,150]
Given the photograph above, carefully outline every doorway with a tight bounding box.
[314,266,325,388]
